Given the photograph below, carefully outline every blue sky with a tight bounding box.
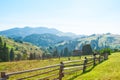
[0,0,120,35]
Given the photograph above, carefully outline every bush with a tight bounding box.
[99,48,112,55]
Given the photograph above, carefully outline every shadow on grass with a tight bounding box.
[68,60,107,80]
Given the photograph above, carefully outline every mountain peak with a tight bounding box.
[0,27,78,38]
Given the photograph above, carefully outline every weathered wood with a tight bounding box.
[87,58,93,61]
[64,66,83,70]
[87,61,93,65]
[100,56,104,61]
[93,55,96,66]
[59,62,64,80]
[2,54,107,80]
[83,57,87,73]
[64,63,83,67]
[63,60,84,64]
[86,62,93,67]
[17,68,59,80]
[0,72,8,80]
[98,55,101,63]
[7,64,60,76]
[104,53,108,60]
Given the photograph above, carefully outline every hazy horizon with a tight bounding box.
[0,0,120,35]
[0,26,118,36]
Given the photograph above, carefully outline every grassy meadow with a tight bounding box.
[0,53,120,80]
[0,56,85,80]
[65,52,120,80]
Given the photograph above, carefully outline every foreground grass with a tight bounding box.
[0,57,83,72]
[68,52,120,80]
[0,56,85,79]
[1,52,120,80]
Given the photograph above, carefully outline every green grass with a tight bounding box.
[0,56,85,80]
[1,53,120,80]
[64,52,120,80]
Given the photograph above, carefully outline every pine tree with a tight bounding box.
[29,53,34,60]
[60,50,63,57]
[0,38,9,62]
[10,48,15,61]
[3,42,9,61]
[53,48,58,57]
[0,37,4,61]
[0,37,3,47]
[63,47,69,57]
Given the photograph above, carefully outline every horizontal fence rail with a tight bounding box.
[0,53,108,80]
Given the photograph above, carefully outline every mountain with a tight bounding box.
[0,27,80,38]
[23,33,72,47]
[1,27,120,53]
[52,33,120,52]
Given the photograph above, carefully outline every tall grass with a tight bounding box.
[0,56,90,79]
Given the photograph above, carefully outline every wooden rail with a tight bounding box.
[0,53,108,80]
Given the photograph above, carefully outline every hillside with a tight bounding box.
[0,27,120,55]
[54,33,120,53]
[73,52,120,80]
[23,33,72,47]
[0,36,43,61]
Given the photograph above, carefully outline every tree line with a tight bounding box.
[0,37,14,62]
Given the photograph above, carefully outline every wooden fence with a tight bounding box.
[0,53,108,80]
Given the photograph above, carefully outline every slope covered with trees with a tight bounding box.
[53,33,120,55]
[0,36,43,62]
[23,33,72,47]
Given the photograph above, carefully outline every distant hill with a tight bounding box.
[0,27,80,38]
[0,27,120,54]
[52,33,120,52]
[23,33,72,47]
[0,36,43,61]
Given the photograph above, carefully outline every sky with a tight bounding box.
[0,0,120,35]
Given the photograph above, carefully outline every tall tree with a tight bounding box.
[53,48,59,57]
[0,37,3,61]
[10,48,15,61]
[29,53,34,60]
[60,49,63,57]
[63,47,69,57]
[0,37,3,47]
[3,42,9,61]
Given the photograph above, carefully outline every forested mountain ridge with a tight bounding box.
[23,33,72,47]
[0,27,120,58]
[0,36,43,61]
[52,33,120,53]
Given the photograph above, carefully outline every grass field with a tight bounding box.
[0,56,86,80]
[66,52,120,80]
[0,53,120,80]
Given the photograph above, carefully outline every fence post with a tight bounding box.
[0,72,7,80]
[93,55,96,66]
[83,57,87,73]
[106,53,108,59]
[98,55,100,63]
[59,62,64,80]
[104,53,108,60]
